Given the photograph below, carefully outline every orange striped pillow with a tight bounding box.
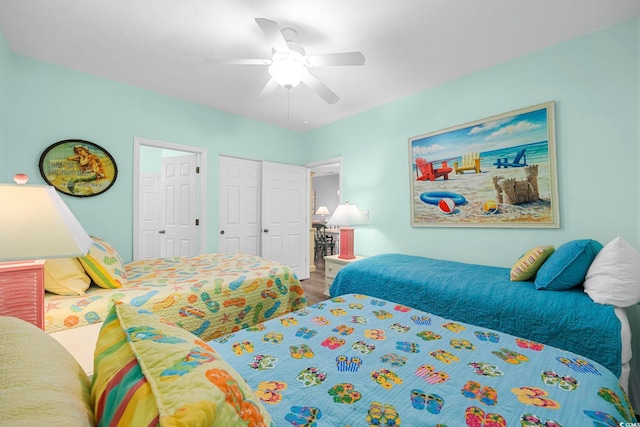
[79,236,127,289]
[510,245,555,281]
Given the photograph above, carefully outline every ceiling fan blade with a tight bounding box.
[307,52,365,67]
[302,73,339,104]
[255,18,289,52]
[206,58,271,65]
[259,78,280,100]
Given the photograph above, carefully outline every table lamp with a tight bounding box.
[315,206,330,222]
[0,174,92,328]
[326,202,367,260]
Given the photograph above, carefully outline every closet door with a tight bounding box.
[218,156,309,279]
[218,156,261,255]
[261,161,309,279]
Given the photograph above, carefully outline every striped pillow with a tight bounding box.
[91,306,159,426]
[79,236,127,289]
[91,303,272,426]
[510,245,555,281]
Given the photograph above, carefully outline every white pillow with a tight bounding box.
[584,236,640,307]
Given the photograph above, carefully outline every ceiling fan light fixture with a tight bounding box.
[268,51,309,89]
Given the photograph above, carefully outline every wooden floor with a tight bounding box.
[300,256,329,305]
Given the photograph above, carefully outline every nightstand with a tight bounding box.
[0,260,45,329]
[324,255,367,296]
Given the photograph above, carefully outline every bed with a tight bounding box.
[2,293,635,426]
[329,250,634,393]
[209,293,635,426]
[45,250,306,341]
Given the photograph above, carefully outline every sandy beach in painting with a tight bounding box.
[412,160,555,226]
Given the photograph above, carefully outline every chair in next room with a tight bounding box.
[313,223,335,260]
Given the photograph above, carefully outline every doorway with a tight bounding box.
[306,157,342,267]
[133,137,207,261]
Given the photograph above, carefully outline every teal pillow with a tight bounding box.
[534,239,603,290]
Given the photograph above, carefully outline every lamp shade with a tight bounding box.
[0,184,92,261]
[326,202,367,226]
[315,206,330,216]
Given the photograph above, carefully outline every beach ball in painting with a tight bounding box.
[483,200,498,214]
[438,198,456,214]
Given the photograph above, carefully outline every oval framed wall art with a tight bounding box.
[39,139,118,197]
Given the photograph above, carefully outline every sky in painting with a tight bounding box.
[411,107,549,162]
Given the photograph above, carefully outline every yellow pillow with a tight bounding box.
[92,303,273,426]
[44,258,91,295]
[510,245,555,281]
[0,316,93,426]
[79,236,127,289]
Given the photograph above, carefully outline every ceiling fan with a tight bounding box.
[212,18,365,104]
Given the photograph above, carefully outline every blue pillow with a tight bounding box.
[534,239,603,290]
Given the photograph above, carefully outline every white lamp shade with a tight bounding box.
[326,203,367,226]
[0,184,92,261]
[315,206,330,215]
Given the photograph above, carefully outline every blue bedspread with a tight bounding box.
[330,254,622,377]
[211,294,634,426]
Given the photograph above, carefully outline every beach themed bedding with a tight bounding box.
[44,253,306,340]
[211,293,634,426]
[329,254,624,378]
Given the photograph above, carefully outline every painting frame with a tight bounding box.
[39,139,118,197]
[408,101,559,228]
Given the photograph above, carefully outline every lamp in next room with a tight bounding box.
[0,174,92,329]
[326,202,368,260]
[315,206,330,222]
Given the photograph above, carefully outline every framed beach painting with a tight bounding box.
[408,101,559,228]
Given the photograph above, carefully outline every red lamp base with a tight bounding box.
[338,227,355,260]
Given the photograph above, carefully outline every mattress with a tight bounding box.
[330,253,623,378]
[211,294,634,426]
[44,253,306,340]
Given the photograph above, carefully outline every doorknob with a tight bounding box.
[220,230,225,235]
[158,230,166,234]
[263,228,269,233]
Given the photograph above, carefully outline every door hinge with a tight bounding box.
[195,219,200,226]
[196,166,200,173]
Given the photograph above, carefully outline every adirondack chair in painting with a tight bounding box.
[454,152,481,174]
[415,157,452,181]
[494,148,527,168]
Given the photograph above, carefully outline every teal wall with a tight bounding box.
[1,18,639,266]
[1,37,304,261]
[305,17,639,267]
[0,29,11,168]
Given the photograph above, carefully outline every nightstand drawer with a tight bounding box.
[323,255,367,296]
[325,260,348,279]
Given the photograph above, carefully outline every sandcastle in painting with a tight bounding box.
[492,165,540,205]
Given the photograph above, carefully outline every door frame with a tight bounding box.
[133,137,208,260]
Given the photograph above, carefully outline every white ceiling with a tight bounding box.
[1,1,639,132]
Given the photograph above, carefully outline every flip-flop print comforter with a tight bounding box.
[211,293,634,426]
[45,253,306,340]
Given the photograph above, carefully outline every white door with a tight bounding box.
[140,173,161,259]
[160,154,199,257]
[218,156,261,255]
[218,156,309,279]
[261,161,308,279]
